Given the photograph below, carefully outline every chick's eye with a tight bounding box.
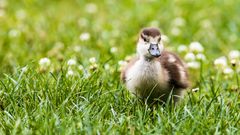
[143,38,149,42]
[158,38,161,42]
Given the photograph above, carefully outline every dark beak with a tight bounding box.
[148,44,161,57]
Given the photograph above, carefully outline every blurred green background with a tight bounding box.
[0,0,240,74]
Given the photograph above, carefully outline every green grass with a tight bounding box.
[0,0,240,134]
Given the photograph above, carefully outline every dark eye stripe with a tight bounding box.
[141,34,149,42]
[143,38,149,42]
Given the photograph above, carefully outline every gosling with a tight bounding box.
[121,27,189,105]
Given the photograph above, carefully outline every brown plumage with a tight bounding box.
[141,27,161,38]
[121,27,189,104]
[159,51,189,89]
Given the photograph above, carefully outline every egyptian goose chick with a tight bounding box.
[121,27,189,104]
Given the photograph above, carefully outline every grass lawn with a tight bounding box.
[0,0,239,134]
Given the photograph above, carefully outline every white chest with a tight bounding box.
[125,59,168,97]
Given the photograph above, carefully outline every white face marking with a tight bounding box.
[137,35,164,58]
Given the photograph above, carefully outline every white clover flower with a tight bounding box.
[16,9,26,20]
[0,0,7,8]
[230,59,237,67]
[78,18,88,27]
[0,9,5,17]
[172,17,186,27]
[223,67,233,75]
[161,35,170,43]
[78,65,84,71]
[85,3,98,14]
[39,57,51,67]
[110,47,118,53]
[67,59,77,66]
[184,53,196,61]
[196,53,206,61]
[214,56,227,69]
[66,70,74,77]
[73,45,81,52]
[228,50,240,60]
[171,27,181,36]
[79,32,90,41]
[89,57,97,64]
[8,29,20,38]
[187,61,200,69]
[104,64,110,70]
[177,45,188,53]
[189,42,204,53]
[89,63,98,71]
